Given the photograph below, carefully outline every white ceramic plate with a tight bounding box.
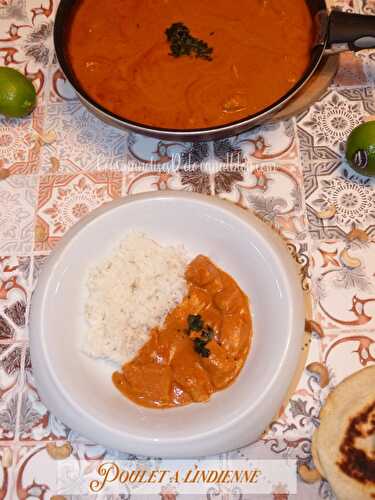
[30,191,304,458]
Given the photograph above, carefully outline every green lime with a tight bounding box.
[346,121,375,177]
[0,67,36,118]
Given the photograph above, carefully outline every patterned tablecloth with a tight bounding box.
[0,0,375,498]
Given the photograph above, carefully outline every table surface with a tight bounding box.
[0,1,375,499]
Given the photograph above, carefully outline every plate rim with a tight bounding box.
[30,191,305,457]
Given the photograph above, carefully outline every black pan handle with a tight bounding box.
[328,10,375,51]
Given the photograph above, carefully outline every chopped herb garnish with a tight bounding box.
[187,314,204,332]
[165,22,213,61]
[193,338,210,358]
[186,315,213,357]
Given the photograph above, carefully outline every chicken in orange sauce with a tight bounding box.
[113,255,252,408]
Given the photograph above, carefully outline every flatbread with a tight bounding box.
[312,365,375,500]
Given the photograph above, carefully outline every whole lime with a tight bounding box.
[346,121,375,177]
[0,67,36,118]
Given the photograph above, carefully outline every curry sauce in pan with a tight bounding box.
[67,0,314,129]
[113,255,252,408]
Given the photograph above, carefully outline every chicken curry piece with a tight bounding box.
[113,255,252,408]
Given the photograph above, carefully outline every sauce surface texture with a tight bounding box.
[67,0,314,129]
[113,255,252,408]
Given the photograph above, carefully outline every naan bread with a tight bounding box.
[312,365,375,500]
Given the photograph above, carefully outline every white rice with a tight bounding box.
[83,231,188,365]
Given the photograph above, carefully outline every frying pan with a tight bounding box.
[54,0,375,141]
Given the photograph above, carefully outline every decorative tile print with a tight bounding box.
[217,162,302,209]
[127,133,213,168]
[322,330,375,386]
[125,138,213,195]
[127,119,297,167]
[305,161,375,239]
[0,106,44,175]
[0,256,30,341]
[0,343,24,441]
[340,86,375,116]
[125,122,302,240]
[177,165,214,195]
[14,441,128,499]
[297,88,373,157]
[0,0,56,97]
[326,0,357,12]
[35,171,123,251]
[47,53,79,104]
[123,170,184,196]
[40,101,127,172]
[222,119,299,164]
[231,442,324,500]
[310,239,375,332]
[287,241,312,293]
[0,175,38,253]
[123,162,246,198]
[18,351,70,442]
[14,443,57,498]
[361,0,375,13]
[299,88,375,240]
[297,129,342,201]
[0,1,374,498]
[124,157,308,242]
[237,336,334,499]
[217,162,307,242]
[261,379,324,465]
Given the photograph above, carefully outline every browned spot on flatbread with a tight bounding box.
[337,400,375,484]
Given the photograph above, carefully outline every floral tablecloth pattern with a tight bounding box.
[0,0,375,499]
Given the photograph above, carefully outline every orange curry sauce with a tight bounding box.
[67,0,314,129]
[113,255,252,408]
